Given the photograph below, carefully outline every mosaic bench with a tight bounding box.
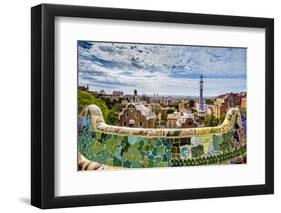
[78,105,247,170]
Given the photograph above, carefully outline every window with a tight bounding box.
[124,121,126,126]
[140,122,142,126]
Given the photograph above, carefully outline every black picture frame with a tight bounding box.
[31,3,274,209]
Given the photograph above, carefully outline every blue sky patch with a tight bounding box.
[78,42,246,97]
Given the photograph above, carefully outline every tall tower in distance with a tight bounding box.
[133,89,138,102]
[198,75,206,117]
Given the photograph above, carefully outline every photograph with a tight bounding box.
[29,2,274,209]
[77,41,247,170]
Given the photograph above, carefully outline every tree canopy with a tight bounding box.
[188,99,195,107]
[78,90,118,125]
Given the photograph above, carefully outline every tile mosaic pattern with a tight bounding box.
[78,105,247,170]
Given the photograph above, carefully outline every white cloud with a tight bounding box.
[78,41,246,96]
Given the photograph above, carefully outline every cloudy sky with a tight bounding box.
[78,41,246,97]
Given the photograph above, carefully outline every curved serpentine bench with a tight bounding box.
[78,104,247,169]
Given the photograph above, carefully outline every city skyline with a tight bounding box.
[78,41,246,97]
[81,86,246,99]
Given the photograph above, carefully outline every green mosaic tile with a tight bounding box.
[148,154,154,160]
[191,144,204,157]
[148,160,154,167]
[131,161,142,168]
[114,145,122,159]
[113,157,122,167]
[128,136,141,144]
[162,154,168,162]
[122,160,131,168]
[155,156,162,163]
[180,146,189,158]
[157,145,164,155]
[223,132,233,143]
[91,142,104,154]
[213,135,223,151]
[158,162,168,167]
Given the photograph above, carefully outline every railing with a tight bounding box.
[78,104,247,169]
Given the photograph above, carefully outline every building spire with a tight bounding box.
[200,75,203,83]
[198,74,206,117]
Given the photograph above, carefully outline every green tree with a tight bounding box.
[205,99,214,105]
[107,109,119,125]
[188,99,195,108]
[213,117,220,126]
[112,102,125,113]
[166,108,175,114]
[78,90,118,125]
[205,113,220,127]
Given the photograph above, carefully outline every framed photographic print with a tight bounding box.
[31,4,274,209]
